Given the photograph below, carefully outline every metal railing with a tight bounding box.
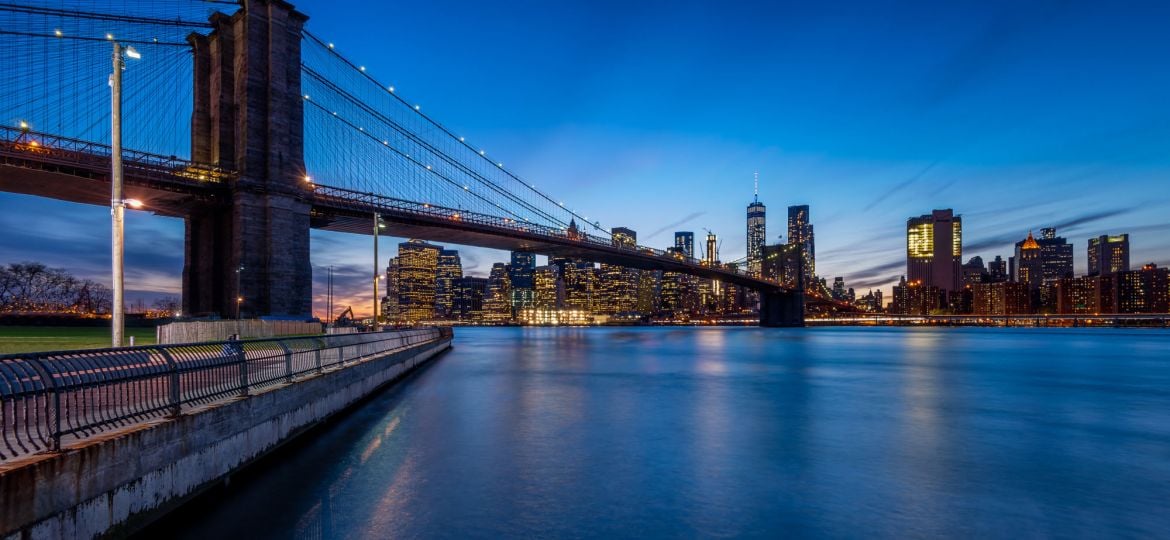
[0,126,233,186]
[0,327,451,462]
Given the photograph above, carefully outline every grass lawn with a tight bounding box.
[0,326,158,354]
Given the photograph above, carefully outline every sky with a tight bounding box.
[2,0,1169,317]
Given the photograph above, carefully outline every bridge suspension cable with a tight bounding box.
[299,31,612,242]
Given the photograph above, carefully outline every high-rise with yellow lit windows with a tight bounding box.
[906,209,962,293]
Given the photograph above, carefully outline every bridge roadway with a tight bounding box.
[0,126,789,295]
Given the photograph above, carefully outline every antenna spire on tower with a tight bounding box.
[753,171,759,202]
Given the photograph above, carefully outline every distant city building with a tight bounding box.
[906,209,962,293]
[508,251,536,314]
[674,231,695,260]
[962,256,986,286]
[1088,234,1130,276]
[747,187,766,276]
[891,275,942,315]
[1013,231,1044,290]
[454,276,488,321]
[987,255,1008,283]
[1116,264,1169,314]
[396,239,442,322]
[787,205,815,287]
[1056,275,1113,315]
[599,227,640,315]
[971,282,1032,315]
[831,277,847,301]
[435,249,463,319]
[484,263,512,323]
[534,265,564,309]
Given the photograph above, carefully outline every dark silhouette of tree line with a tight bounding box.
[0,262,112,314]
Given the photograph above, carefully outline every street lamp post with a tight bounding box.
[110,42,139,347]
[236,265,245,319]
[373,213,384,331]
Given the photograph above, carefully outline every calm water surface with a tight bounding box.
[151,327,1170,538]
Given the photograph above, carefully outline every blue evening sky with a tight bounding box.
[2,0,1168,315]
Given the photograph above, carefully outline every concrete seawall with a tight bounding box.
[0,332,451,539]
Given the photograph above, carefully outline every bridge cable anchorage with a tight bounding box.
[300,67,575,230]
[300,30,610,238]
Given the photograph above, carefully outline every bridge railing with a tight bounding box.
[315,184,779,286]
[0,126,232,185]
[0,327,452,463]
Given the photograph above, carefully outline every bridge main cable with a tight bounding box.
[301,30,611,238]
[301,66,576,230]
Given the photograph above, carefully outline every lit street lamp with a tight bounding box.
[373,213,385,331]
[110,42,140,347]
[236,265,245,319]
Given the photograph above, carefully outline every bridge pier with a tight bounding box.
[184,0,313,318]
[759,290,804,327]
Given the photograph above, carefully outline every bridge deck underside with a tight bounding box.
[0,165,220,218]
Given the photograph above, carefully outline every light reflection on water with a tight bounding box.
[149,327,1170,539]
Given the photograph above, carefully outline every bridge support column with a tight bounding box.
[183,0,312,318]
[759,290,804,327]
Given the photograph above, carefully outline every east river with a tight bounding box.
[149,327,1170,538]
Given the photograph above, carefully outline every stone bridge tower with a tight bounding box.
[184,0,313,318]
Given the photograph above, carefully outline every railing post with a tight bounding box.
[158,348,181,417]
[27,358,60,452]
[315,344,323,373]
[279,341,293,383]
[234,338,248,397]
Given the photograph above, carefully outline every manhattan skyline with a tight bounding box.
[1,0,1168,317]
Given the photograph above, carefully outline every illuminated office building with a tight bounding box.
[971,282,1033,315]
[675,231,695,260]
[1088,234,1130,276]
[508,251,536,313]
[906,209,962,293]
[1013,231,1044,289]
[787,205,815,287]
[747,188,766,276]
[454,276,487,321]
[435,249,463,320]
[396,239,441,322]
[484,263,512,323]
[534,265,563,309]
[599,227,640,315]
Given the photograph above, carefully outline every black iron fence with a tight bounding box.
[0,327,451,462]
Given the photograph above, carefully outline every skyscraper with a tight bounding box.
[674,231,695,260]
[906,209,962,292]
[453,276,487,321]
[1036,227,1074,284]
[508,251,536,313]
[435,249,463,320]
[396,239,441,322]
[1014,231,1043,289]
[484,263,512,323]
[599,228,640,315]
[534,265,563,309]
[1088,234,1130,276]
[746,177,766,276]
[787,205,815,287]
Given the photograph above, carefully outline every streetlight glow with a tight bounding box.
[125,198,143,209]
[124,46,141,60]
